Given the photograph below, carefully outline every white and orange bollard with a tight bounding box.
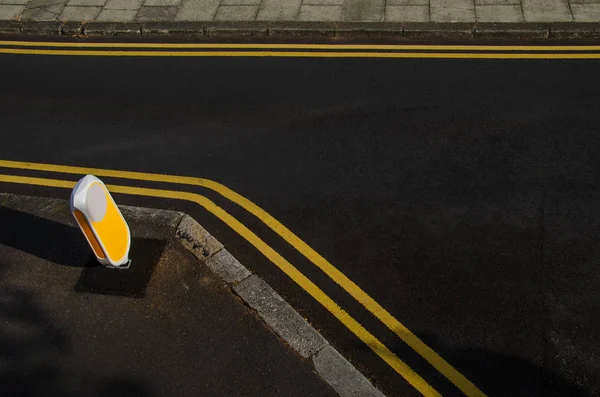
[71,175,131,268]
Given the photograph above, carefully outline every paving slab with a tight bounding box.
[298,4,342,20]
[135,4,176,19]
[214,5,258,20]
[256,0,301,19]
[431,0,475,21]
[476,4,523,21]
[104,0,142,9]
[96,8,136,20]
[385,5,429,22]
[571,3,600,20]
[522,0,573,21]
[0,4,24,17]
[58,5,101,20]
[342,0,384,21]
[175,0,219,20]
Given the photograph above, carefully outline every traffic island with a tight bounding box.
[0,193,384,397]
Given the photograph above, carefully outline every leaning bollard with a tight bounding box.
[71,175,131,268]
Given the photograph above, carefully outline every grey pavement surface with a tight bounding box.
[1,0,600,23]
[0,194,338,397]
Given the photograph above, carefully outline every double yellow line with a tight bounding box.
[0,159,486,396]
[1,40,600,58]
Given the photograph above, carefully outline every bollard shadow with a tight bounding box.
[0,205,93,267]
[74,238,166,299]
[0,205,167,298]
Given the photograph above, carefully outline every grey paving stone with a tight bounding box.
[135,4,177,19]
[44,3,65,11]
[387,0,428,4]
[222,0,260,5]
[256,0,301,19]
[234,275,328,358]
[571,3,600,19]
[431,0,475,21]
[21,0,66,19]
[96,7,137,19]
[342,0,384,21]
[313,346,385,397]
[105,0,142,8]
[20,6,60,19]
[214,5,257,19]
[431,0,472,8]
[475,4,522,20]
[385,5,429,21]
[175,0,219,20]
[144,0,180,6]
[298,4,342,20]
[26,0,66,8]
[58,4,101,19]
[522,0,572,21]
[304,0,343,5]
[0,4,24,18]
[67,0,106,6]
[570,0,600,3]
[475,0,519,4]
[0,0,28,5]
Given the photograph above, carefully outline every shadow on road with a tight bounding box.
[0,206,166,298]
[0,281,155,397]
[0,206,160,395]
[0,205,92,267]
[375,331,593,397]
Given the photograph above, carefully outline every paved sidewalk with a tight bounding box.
[0,0,599,24]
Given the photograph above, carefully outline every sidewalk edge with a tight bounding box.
[1,21,600,40]
[174,214,386,397]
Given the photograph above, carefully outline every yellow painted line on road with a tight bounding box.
[1,40,600,52]
[0,159,486,397]
[0,172,440,397]
[1,47,600,59]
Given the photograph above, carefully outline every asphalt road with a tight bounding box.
[1,43,600,397]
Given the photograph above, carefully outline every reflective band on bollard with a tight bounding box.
[71,175,131,267]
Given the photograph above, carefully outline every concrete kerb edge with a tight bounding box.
[173,214,386,397]
[2,21,600,39]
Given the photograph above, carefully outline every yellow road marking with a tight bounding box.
[1,40,600,52]
[1,47,600,59]
[0,172,440,397]
[0,159,485,396]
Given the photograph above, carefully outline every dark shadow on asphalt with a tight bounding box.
[0,206,166,298]
[367,332,593,397]
[75,238,166,298]
[444,348,593,397]
[0,281,155,397]
[0,205,92,267]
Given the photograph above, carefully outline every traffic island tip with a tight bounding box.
[0,193,386,397]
